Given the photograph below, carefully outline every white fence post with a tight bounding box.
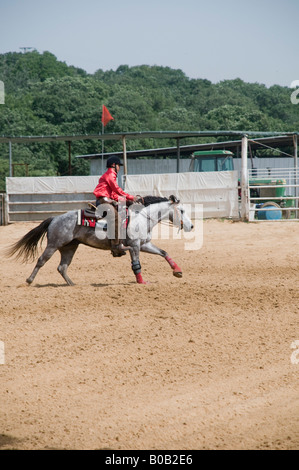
[241,135,249,221]
[294,134,298,218]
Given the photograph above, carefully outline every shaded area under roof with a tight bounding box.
[76,135,298,160]
[0,130,297,144]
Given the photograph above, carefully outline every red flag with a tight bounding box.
[101,105,114,127]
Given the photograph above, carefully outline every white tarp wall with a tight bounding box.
[6,176,100,194]
[5,172,239,222]
[6,176,99,222]
[125,171,239,219]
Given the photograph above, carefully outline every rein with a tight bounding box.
[173,205,184,231]
[139,201,183,231]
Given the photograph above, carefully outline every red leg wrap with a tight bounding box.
[136,273,147,284]
[165,255,182,277]
[165,255,180,271]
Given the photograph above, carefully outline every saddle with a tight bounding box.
[77,202,129,231]
[82,207,98,218]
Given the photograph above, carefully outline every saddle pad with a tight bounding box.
[77,209,96,228]
[77,209,127,232]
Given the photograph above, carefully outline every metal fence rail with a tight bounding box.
[248,168,299,221]
[5,176,100,223]
[7,193,96,222]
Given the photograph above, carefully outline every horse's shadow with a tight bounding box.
[34,283,70,288]
[32,282,135,288]
[91,282,135,288]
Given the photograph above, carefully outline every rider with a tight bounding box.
[93,155,138,257]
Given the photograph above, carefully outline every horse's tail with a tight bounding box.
[6,217,54,263]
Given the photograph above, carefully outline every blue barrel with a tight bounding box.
[258,204,282,220]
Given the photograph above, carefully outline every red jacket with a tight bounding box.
[93,168,134,202]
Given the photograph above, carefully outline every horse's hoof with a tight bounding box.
[26,278,32,285]
[173,271,182,278]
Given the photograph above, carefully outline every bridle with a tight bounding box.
[137,200,184,231]
[172,204,184,231]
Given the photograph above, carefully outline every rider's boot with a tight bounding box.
[110,210,127,257]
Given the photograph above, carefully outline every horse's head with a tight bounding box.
[168,195,193,232]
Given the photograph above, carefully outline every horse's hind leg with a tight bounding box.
[26,245,57,285]
[57,241,79,286]
[128,243,148,284]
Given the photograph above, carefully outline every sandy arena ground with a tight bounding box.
[0,219,298,450]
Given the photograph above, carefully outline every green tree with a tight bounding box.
[0,51,299,191]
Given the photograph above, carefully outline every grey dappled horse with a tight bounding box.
[7,195,193,285]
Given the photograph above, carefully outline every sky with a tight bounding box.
[0,0,298,88]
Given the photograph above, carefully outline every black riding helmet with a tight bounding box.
[106,156,123,168]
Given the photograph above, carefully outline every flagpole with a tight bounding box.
[102,121,104,175]
[101,105,114,174]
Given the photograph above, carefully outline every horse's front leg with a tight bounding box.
[140,242,182,278]
[129,242,148,284]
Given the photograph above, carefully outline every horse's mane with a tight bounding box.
[142,196,168,207]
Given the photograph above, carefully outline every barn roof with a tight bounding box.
[0,130,297,144]
[76,134,297,160]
